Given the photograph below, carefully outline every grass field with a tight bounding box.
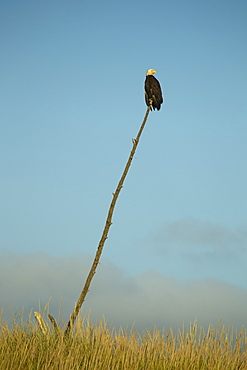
[0,310,246,369]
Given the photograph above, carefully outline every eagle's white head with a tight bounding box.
[146,69,157,76]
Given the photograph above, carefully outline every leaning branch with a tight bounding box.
[64,106,151,336]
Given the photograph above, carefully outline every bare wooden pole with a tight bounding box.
[65,107,151,336]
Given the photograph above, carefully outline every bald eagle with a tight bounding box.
[145,69,163,111]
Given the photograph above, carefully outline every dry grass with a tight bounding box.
[0,310,246,369]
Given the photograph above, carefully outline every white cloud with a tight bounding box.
[1,250,247,332]
[153,218,247,259]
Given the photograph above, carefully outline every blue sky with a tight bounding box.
[1,0,247,331]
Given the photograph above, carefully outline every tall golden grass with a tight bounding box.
[0,310,246,369]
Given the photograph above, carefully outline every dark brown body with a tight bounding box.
[145,75,163,110]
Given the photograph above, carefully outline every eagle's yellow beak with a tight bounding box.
[152,70,157,74]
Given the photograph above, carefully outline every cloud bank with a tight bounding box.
[1,250,247,332]
[154,218,247,254]
[151,218,247,275]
